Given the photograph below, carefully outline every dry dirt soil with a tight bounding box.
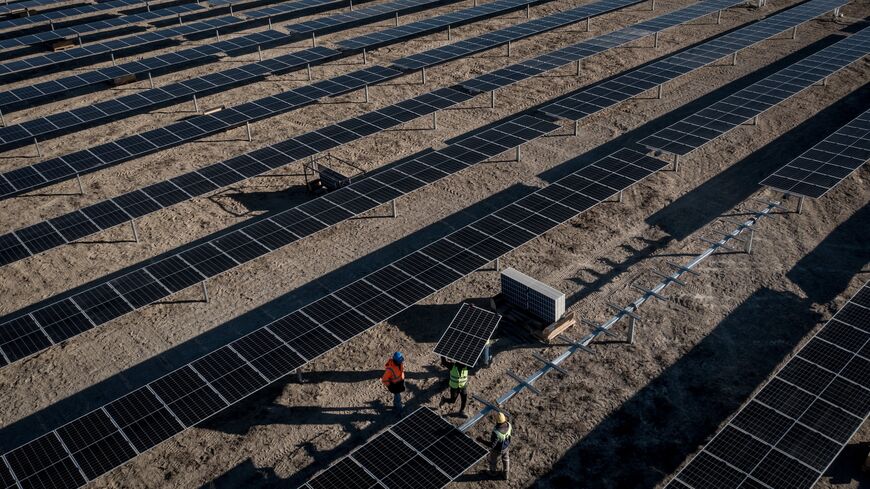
[0,0,868,486]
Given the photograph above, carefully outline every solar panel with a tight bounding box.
[640,24,870,156]
[761,107,870,198]
[306,407,487,489]
[433,303,501,366]
[0,137,667,486]
[0,0,72,15]
[0,3,205,51]
[540,0,849,122]
[0,0,145,32]
[666,281,870,489]
[0,113,554,364]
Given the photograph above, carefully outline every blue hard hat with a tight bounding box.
[393,352,404,363]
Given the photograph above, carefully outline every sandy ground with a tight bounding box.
[0,0,868,487]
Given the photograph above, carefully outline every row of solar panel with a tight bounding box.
[0,45,340,152]
[303,408,488,489]
[0,0,644,194]
[0,2,205,50]
[639,25,870,155]
[0,131,666,489]
[0,28,296,112]
[0,0,144,31]
[761,108,870,198]
[0,0,842,269]
[0,0,355,80]
[0,105,548,367]
[0,0,76,15]
[669,282,870,489]
[461,0,743,94]
[336,0,560,51]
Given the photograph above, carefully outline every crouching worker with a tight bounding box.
[488,412,512,480]
[382,352,406,415]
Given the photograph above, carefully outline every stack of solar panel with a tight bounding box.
[500,267,565,323]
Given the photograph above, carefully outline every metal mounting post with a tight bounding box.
[526,4,530,18]
[796,196,804,214]
[229,4,233,14]
[447,25,451,40]
[395,12,399,25]
[490,90,495,108]
[268,17,272,29]
[201,281,209,303]
[672,153,679,171]
[576,58,581,75]
[178,12,182,24]
[515,145,521,162]
[0,109,4,127]
[295,369,304,383]
[494,257,500,271]
[50,20,54,30]
[506,370,540,395]
[791,25,797,39]
[649,0,655,10]
[258,45,263,61]
[312,32,316,47]
[364,84,369,103]
[215,29,220,41]
[532,353,569,375]
[245,121,252,141]
[627,317,636,344]
[653,31,659,48]
[655,84,662,99]
[391,199,398,217]
[668,261,700,276]
[192,94,199,113]
[716,9,721,24]
[572,120,578,136]
[148,72,154,88]
[817,76,828,87]
[421,67,426,84]
[749,115,758,126]
[34,138,42,157]
[651,269,685,286]
[432,111,437,130]
[745,228,754,254]
[362,48,367,64]
[833,6,840,17]
[130,220,140,243]
[349,0,353,10]
[76,173,84,195]
[307,63,312,81]
[507,40,511,57]
[731,51,737,66]
[110,52,115,66]
[584,16,590,32]
[77,34,82,46]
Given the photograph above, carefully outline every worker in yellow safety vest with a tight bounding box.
[488,412,512,480]
[438,361,469,417]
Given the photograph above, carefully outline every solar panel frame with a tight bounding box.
[433,303,501,366]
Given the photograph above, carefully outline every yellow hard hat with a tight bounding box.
[496,412,507,424]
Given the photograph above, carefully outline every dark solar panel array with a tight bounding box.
[461,0,742,94]
[303,407,488,489]
[0,3,205,50]
[0,0,648,195]
[391,0,659,71]
[0,29,297,113]
[0,45,339,153]
[0,0,143,31]
[761,107,870,198]
[287,0,452,36]
[0,0,73,15]
[0,111,552,366]
[337,0,569,52]
[433,303,501,367]
[639,25,870,155]
[541,0,849,121]
[0,135,666,489]
[667,281,870,489]
[0,0,366,81]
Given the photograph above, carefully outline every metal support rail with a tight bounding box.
[458,199,781,432]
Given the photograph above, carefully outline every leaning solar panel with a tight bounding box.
[0,3,205,50]
[434,303,501,367]
[459,0,741,93]
[337,0,560,52]
[0,45,339,153]
[0,140,666,488]
[539,0,850,121]
[0,28,297,113]
[305,407,487,489]
[761,107,870,198]
[0,0,143,31]
[0,112,552,366]
[639,26,870,156]
[666,281,870,489]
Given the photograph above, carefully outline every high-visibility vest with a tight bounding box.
[382,360,404,385]
[449,365,468,389]
[493,422,512,442]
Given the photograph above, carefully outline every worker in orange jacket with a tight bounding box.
[382,352,406,414]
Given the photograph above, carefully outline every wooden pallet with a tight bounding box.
[51,38,77,51]
[489,293,575,343]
